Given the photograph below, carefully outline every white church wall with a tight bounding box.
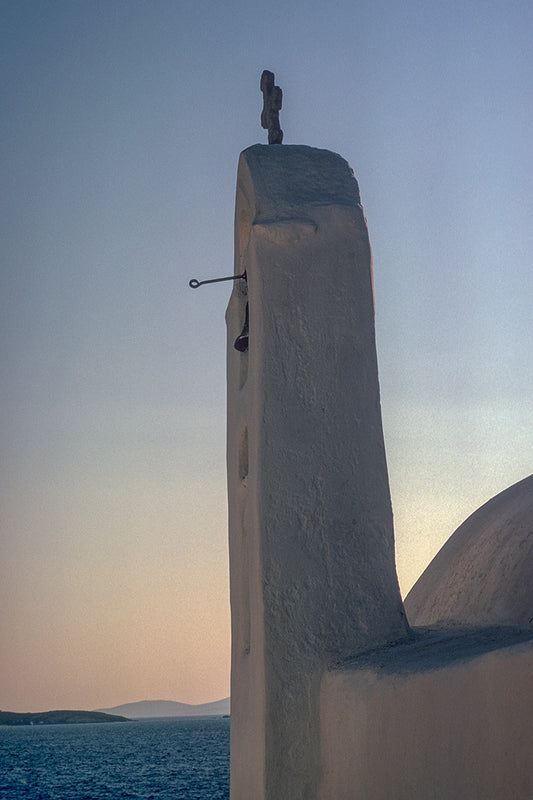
[320,636,533,799]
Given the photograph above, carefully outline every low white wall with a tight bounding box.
[320,635,533,800]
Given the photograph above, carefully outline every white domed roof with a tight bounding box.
[404,475,533,628]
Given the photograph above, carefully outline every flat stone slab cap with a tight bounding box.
[238,144,361,223]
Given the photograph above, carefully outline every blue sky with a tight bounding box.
[1,0,531,711]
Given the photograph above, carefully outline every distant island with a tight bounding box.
[0,710,129,726]
[97,697,231,719]
[0,698,231,725]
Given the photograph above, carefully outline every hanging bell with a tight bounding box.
[234,303,249,352]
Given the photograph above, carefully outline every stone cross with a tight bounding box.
[260,70,283,144]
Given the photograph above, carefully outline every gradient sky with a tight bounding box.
[1,0,531,713]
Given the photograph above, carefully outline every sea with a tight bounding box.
[0,716,230,800]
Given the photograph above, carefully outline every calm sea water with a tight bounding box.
[0,716,230,799]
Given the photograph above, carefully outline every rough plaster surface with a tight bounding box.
[405,474,533,628]
[320,631,533,800]
[226,144,408,800]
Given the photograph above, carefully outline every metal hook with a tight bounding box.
[189,271,246,289]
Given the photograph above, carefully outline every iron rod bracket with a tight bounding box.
[189,272,246,289]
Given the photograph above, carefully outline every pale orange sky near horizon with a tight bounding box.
[1,0,531,713]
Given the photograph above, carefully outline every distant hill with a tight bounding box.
[0,710,129,726]
[97,698,230,719]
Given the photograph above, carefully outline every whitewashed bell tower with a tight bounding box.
[225,73,408,800]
